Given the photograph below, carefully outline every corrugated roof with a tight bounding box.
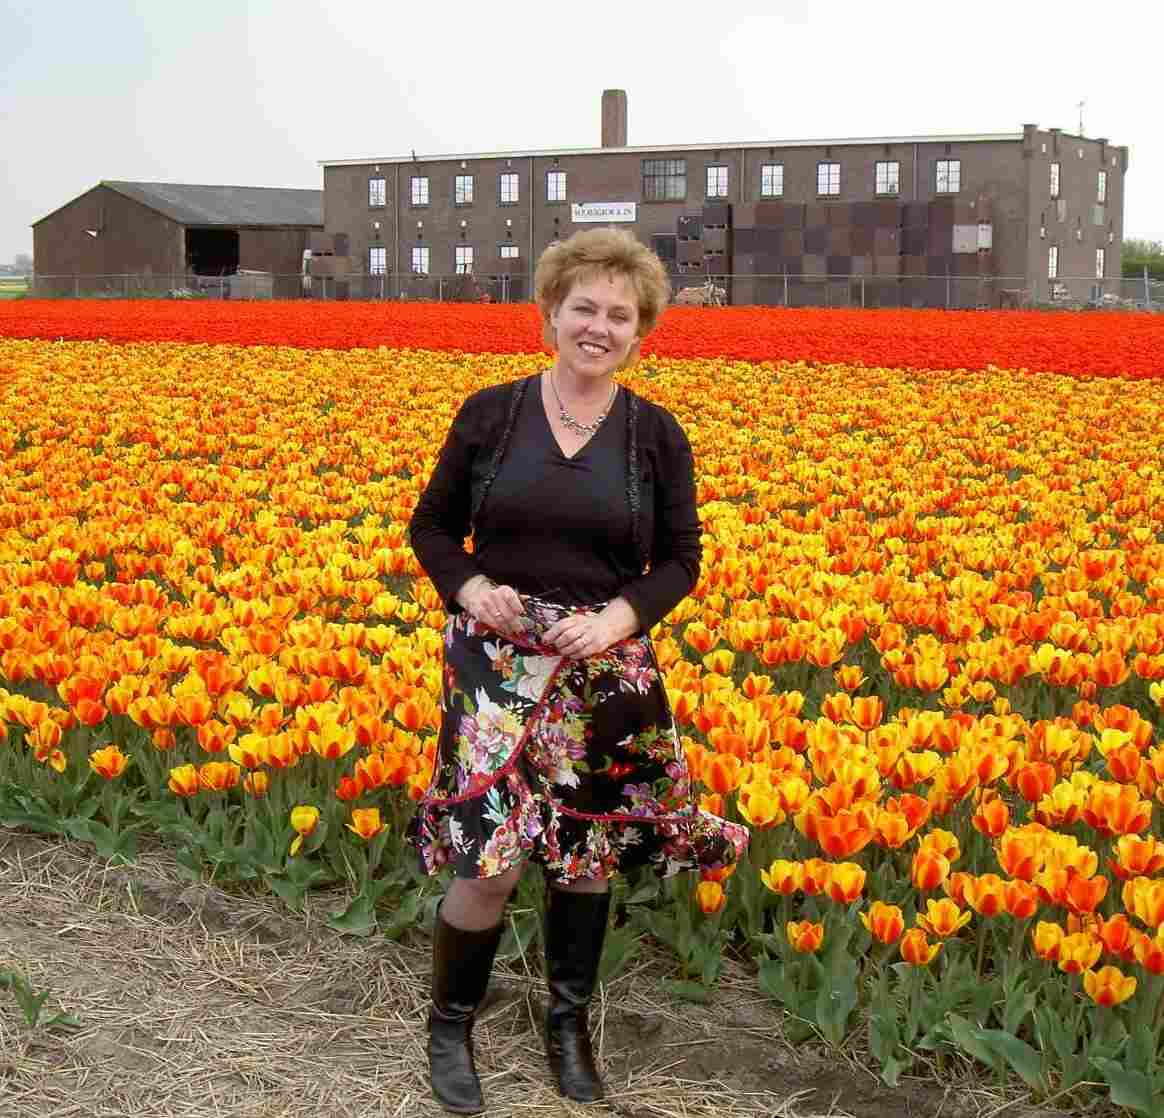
[100,181,322,226]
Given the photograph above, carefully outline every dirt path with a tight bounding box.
[1,829,1071,1118]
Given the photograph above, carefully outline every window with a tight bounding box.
[817,162,840,196]
[368,177,386,207]
[1096,248,1106,278]
[500,244,520,259]
[455,245,474,274]
[1049,162,1060,198]
[705,165,729,198]
[875,160,900,196]
[642,158,686,201]
[368,246,387,275]
[1097,170,1107,203]
[500,172,519,204]
[454,174,474,205]
[1047,245,1058,279]
[935,159,961,194]
[760,163,783,197]
[411,246,429,275]
[547,170,567,202]
[410,176,429,206]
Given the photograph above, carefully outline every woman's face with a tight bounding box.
[550,271,640,380]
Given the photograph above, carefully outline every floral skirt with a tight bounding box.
[407,593,749,884]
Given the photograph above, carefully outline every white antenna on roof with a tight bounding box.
[1076,99,1086,136]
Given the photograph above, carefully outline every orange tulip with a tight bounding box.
[860,901,905,945]
[1110,835,1164,880]
[88,745,128,780]
[943,870,975,906]
[825,862,866,904]
[347,807,385,840]
[243,771,270,798]
[1062,869,1109,917]
[917,898,972,938]
[814,808,874,858]
[1014,762,1057,804]
[800,857,833,896]
[1134,929,1164,975]
[695,880,727,914]
[996,830,1042,881]
[786,920,824,953]
[962,874,1006,918]
[198,761,241,793]
[1123,877,1164,929]
[919,828,960,862]
[760,859,803,896]
[1032,921,1064,962]
[1057,932,1102,974]
[1096,914,1139,963]
[900,928,941,965]
[971,795,1010,838]
[849,696,884,732]
[911,848,950,891]
[168,764,200,798]
[1003,879,1040,920]
[1083,965,1137,1007]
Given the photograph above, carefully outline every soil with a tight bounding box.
[0,828,1082,1118]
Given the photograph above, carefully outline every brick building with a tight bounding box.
[320,90,1127,307]
[32,181,322,296]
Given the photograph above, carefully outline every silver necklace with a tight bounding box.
[549,371,617,437]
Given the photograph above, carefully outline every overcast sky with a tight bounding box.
[3,0,1162,263]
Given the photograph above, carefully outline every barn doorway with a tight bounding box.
[185,228,239,275]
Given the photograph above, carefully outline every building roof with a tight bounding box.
[319,132,1026,168]
[34,181,323,228]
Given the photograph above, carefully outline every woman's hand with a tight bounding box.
[543,597,640,659]
[456,575,525,636]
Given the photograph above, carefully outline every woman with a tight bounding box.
[408,227,747,1114]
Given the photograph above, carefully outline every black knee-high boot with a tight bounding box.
[428,909,504,1115]
[543,888,611,1103]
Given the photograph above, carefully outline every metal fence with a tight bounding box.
[26,271,1164,311]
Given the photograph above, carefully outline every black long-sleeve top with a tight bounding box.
[409,373,702,634]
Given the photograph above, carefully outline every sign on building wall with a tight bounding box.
[571,202,637,223]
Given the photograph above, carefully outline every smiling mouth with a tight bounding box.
[579,342,609,356]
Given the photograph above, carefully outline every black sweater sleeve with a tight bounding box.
[408,398,484,612]
[618,407,703,633]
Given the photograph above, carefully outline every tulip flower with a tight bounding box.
[1032,921,1065,962]
[347,807,385,840]
[1110,834,1164,880]
[943,871,974,906]
[1134,929,1164,975]
[1083,965,1137,1007]
[825,861,866,904]
[900,928,942,966]
[1062,868,1109,917]
[860,901,905,945]
[917,898,972,938]
[800,858,833,896]
[962,874,1006,918]
[786,920,824,953]
[1057,932,1103,974]
[1096,914,1139,963]
[290,804,321,856]
[198,761,241,793]
[760,859,803,896]
[168,764,200,798]
[996,830,1042,881]
[695,880,726,915]
[971,795,1010,838]
[89,745,128,780]
[1003,879,1040,920]
[243,771,270,798]
[911,848,950,892]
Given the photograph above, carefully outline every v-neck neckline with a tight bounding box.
[537,372,618,461]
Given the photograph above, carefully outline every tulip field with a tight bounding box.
[2,301,1164,1111]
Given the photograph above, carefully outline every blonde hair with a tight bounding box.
[534,227,671,349]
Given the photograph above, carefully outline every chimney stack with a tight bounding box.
[601,89,627,148]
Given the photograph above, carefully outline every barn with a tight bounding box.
[31,181,322,297]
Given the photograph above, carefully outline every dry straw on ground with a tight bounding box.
[0,829,1101,1118]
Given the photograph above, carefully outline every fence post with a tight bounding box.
[124,275,128,298]
[783,272,788,308]
[945,274,951,310]
[74,274,79,298]
[861,277,865,309]
[1146,266,1151,309]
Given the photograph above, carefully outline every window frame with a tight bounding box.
[1097,170,1108,204]
[760,162,784,198]
[409,175,430,207]
[1047,245,1059,279]
[816,161,841,197]
[454,174,474,206]
[705,164,729,199]
[368,176,386,208]
[499,243,520,259]
[410,245,430,275]
[1095,247,1106,279]
[499,171,520,205]
[1049,161,1061,198]
[546,169,567,202]
[874,160,900,197]
[935,159,961,195]
[642,158,687,202]
[368,246,387,275]
[455,245,474,275]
